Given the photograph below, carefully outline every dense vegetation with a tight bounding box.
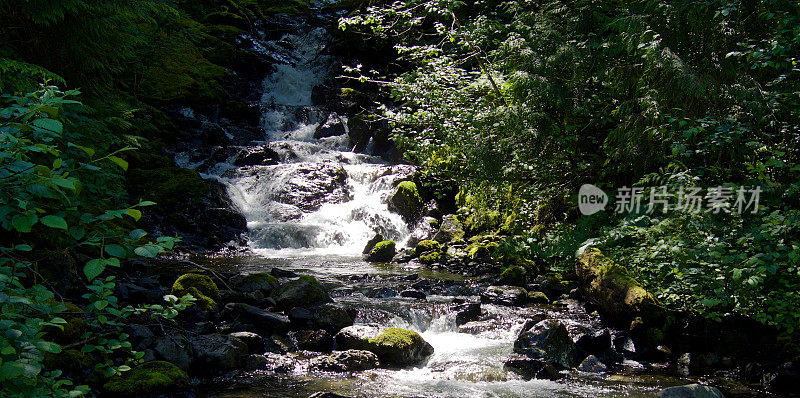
[341,0,800,340]
[0,0,309,395]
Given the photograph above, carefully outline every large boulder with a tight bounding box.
[235,272,279,296]
[234,145,280,166]
[272,275,332,310]
[362,233,384,254]
[366,240,396,262]
[658,384,725,398]
[291,329,334,352]
[314,113,347,138]
[513,320,578,369]
[223,303,290,333]
[406,217,438,248]
[153,335,192,371]
[250,161,350,213]
[433,214,464,243]
[504,354,562,380]
[103,361,188,396]
[575,249,660,324]
[172,273,220,310]
[190,333,249,370]
[481,285,528,306]
[334,326,434,367]
[310,350,380,372]
[453,302,481,326]
[388,181,423,222]
[288,303,354,333]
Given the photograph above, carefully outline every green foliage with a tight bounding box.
[344,0,800,334]
[0,87,189,397]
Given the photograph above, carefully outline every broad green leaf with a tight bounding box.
[84,259,106,281]
[134,245,162,258]
[33,118,63,134]
[11,213,38,233]
[107,156,128,171]
[104,244,126,258]
[125,208,142,221]
[41,215,68,230]
[129,229,147,240]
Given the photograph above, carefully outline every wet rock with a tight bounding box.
[504,354,562,380]
[453,303,481,326]
[400,289,427,300]
[234,145,280,166]
[513,320,578,369]
[271,267,298,278]
[310,350,380,372]
[433,214,465,243]
[306,303,354,333]
[223,303,290,333]
[576,329,621,365]
[764,358,800,394]
[314,113,347,138]
[657,384,725,398]
[366,240,395,262]
[388,181,423,222]
[481,285,528,306]
[243,352,294,372]
[229,331,265,353]
[263,162,350,212]
[368,287,397,298]
[406,217,438,248]
[578,355,607,373]
[190,333,248,370]
[458,320,498,335]
[272,275,332,309]
[362,233,384,254]
[153,335,192,371]
[264,334,293,354]
[334,326,434,367]
[392,249,414,263]
[291,330,333,352]
[527,291,550,304]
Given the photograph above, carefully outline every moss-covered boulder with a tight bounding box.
[500,265,527,286]
[172,273,220,310]
[418,251,443,265]
[575,249,660,324]
[334,326,434,367]
[272,275,332,309]
[103,361,189,396]
[433,214,464,243]
[235,272,279,296]
[467,241,499,260]
[388,181,423,222]
[362,233,384,254]
[413,240,441,257]
[366,240,396,262]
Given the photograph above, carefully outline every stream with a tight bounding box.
[177,12,700,398]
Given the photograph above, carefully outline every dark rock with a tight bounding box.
[577,355,607,373]
[576,329,622,364]
[657,384,725,398]
[334,326,434,367]
[255,161,350,213]
[272,275,332,310]
[365,240,396,262]
[765,358,800,394]
[229,331,265,353]
[235,272,279,296]
[504,354,563,380]
[223,303,290,333]
[387,181,423,222]
[513,320,578,369]
[153,335,192,371]
[271,268,298,278]
[126,324,154,350]
[362,233,384,254]
[310,303,355,333]
[314,113,347,138]
[453,303,481,326]
[291,330,333,352]
[400,289,427,300]
[190,333,248,370]
[234,145,280,166]
[309,350,380,372]
[367,287,397,298]
[481,285,528,306]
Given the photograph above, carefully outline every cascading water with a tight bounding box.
[198,26,411,256]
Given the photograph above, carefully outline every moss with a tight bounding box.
[44,302,84,343]
[44,349,92,373]
[466,241,498,260]
[500,265,526,286]
[273,275,331,308]
[369,328,425,352]
[527,291,550,304]
[127,167,209,208]
[238,272,279,294]
[389,181,423,221]
[103,361,189,396]
[418,251,442,265]
[172,273,220,310]
[368,240,396,262]
[413,240,441,257]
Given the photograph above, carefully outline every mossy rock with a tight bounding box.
[575,249,660,324]
[172,273,220,310]
[467,241,498,260]
[388,181,423,222]
[367,240,396,262]
[500,265,527,286]
[44,349,92,374]
[413,240,442,257]
[418,251,442,265]
[527,291,550,304]
[127,167,210,208]
[368,327,434,367]
[273,275,332,309]
[103,361,189,396]
[236,272,279,295]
